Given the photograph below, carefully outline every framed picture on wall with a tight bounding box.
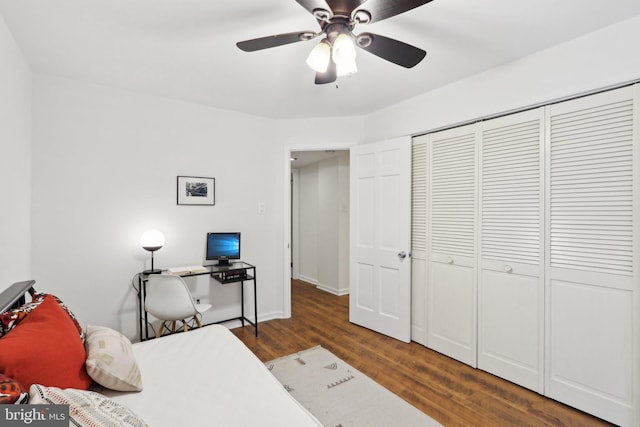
[177,176,215,205]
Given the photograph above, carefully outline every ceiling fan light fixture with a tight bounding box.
[336,58,357,77]
[332,32,356,66]
[306,40,331,73]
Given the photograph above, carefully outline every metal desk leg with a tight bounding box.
[253,268,258,337]
[143,278,149,341]
[240,279,245,327]
[138,275,143,342]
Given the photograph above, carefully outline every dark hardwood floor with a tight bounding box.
[232,279,614,427]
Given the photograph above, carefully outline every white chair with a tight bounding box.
[145,274,212,338]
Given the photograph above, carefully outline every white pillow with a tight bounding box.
[29,384,148,427]
[84,325,142,392]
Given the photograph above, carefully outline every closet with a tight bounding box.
[412,85,638,426]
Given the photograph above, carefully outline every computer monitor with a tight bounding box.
[206,232,241,266]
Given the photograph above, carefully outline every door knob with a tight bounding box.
[398,251,407,260]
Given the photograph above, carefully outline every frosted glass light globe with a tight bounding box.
[140,229,165,251]
[332,33,356,65]
[306,40,331,73]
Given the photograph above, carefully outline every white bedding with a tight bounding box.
[94,326,322,426]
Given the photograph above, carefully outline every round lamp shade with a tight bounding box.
[140,229,165,252]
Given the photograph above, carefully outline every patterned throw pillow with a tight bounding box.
[0,292,85,342]
[0,373,29,404]
[85,325,143,392]
[29,384,148,427]
[0,293,46,337]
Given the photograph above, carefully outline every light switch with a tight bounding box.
[258,202,266,214]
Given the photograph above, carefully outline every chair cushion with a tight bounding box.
[85,325,143,391]
[0,295,92,390]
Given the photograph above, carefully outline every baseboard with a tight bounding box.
[224,310,284,330]
[298,275,318,285]
[259,310,285,322]
[316,284,349,296]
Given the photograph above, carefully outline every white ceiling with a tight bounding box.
[2,0,639,120]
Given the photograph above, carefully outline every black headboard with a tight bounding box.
[0,280,36,313]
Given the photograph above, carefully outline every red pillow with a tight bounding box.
[0,295,92,390]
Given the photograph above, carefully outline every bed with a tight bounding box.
[0,280,322,427]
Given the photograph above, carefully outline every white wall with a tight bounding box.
[317,158,339,293]
[31,74,281,340]
[298,163,318,284]
[0,14,31,288]
[275,117,364,149]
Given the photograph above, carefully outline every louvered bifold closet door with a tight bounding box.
[478,109,545,393]
[426,124,478,366]
[411,136,428,345]
[545,86,638,427]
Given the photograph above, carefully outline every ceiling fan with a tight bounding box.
[236,0,433,84]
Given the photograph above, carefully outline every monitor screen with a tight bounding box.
[206,232,241,265]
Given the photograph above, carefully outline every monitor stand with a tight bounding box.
[216,258,231,267]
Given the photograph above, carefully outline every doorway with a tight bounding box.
[284,148,350,316]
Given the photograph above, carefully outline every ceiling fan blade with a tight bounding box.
[357,0,433,24]
[294,0,332,16]
[315,61,337,84]
[357,32,426,68]
[236,31,315,52]
[326,0,368,16]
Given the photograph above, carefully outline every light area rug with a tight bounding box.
[266,346,442,427]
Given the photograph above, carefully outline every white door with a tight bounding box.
[349,137,412,342]
[545,86,636,426]
[477,109,545,393]
[425,124,478,366]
